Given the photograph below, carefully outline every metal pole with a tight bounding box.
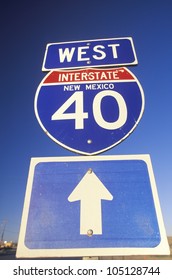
[1,220,7,241]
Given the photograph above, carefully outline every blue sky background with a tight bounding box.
[0,0,172,242]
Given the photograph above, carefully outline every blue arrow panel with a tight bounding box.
[25,159,160,249]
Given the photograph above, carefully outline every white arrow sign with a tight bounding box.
[68,169,113,235]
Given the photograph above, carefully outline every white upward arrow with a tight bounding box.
[68,169,113,235]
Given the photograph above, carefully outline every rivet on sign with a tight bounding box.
[87,229,93,237]
[87,139,92,144]
[88,168,92,174]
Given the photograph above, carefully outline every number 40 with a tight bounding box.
[51,90,127,130]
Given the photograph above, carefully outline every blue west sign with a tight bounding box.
[34,67,145,155]
[16,155,169,258]
[42,37,137,70]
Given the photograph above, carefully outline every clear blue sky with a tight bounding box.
[0,0,172,242]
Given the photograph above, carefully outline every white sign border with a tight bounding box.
[16,154,170,258]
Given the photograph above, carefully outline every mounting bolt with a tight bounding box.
[87,139,92,144]
[87,229,93,237]
[88,168,92,174]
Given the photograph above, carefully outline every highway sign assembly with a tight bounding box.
[34,67,144,155]
[16,155,169,258]
[42,37,137,70]
[17,37,170,258]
